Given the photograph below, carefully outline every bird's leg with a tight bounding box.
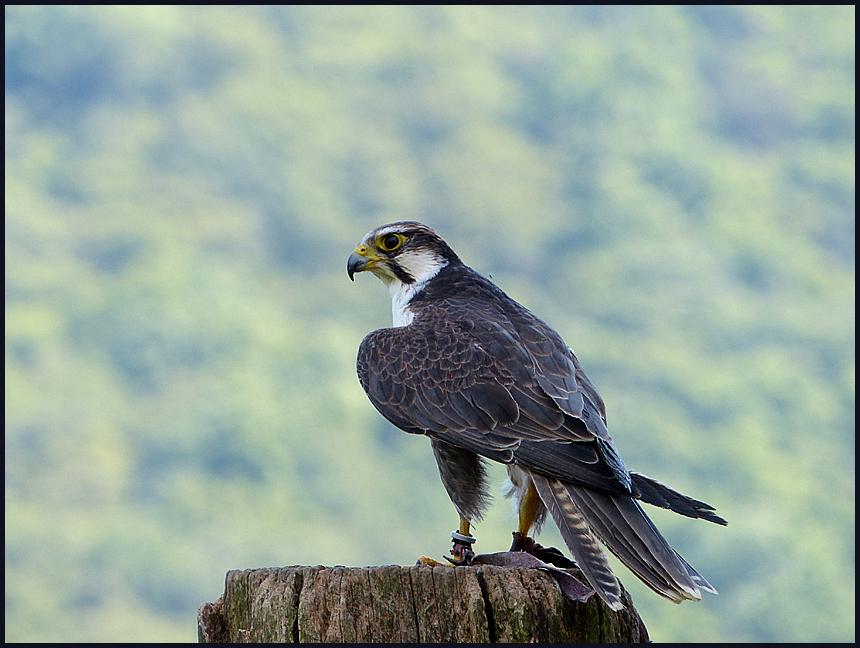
[416,516,476,566]
[446,515,476,565]
[510,480,541,551]
[459,515,473,538]
[510,480,577,568]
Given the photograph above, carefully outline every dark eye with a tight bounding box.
[379,233,405,251]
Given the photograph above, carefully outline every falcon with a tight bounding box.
[347,221,726,610]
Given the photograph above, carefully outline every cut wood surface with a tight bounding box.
[198,564,649,642]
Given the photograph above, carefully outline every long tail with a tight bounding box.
[531,472,717,609]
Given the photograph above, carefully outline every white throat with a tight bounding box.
[390,281,418,327]
[386,252,448,327]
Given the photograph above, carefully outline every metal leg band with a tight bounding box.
[451,530,476,545]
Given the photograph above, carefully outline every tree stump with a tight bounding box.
[198,564,648,642]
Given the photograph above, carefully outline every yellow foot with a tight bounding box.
[415,555,446,566]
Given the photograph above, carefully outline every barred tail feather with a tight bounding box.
[532,471,718,607]
[531,473,625,611]
[563,484,704,602]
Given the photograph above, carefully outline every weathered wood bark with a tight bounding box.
[199,564,648,643]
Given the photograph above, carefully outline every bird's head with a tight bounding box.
[347,222,459,287]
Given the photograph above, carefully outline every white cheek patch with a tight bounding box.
[400,249,447,284]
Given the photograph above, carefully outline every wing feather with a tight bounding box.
[631,472,728,526]
[357,291,720,514]
[357,309,633,494]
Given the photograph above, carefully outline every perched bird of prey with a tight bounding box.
[348,222,726,611]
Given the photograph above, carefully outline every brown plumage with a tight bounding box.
[348,222,725,610]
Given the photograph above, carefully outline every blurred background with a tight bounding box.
[5,6,854,642]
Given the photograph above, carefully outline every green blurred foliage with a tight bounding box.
[5,5,854,642]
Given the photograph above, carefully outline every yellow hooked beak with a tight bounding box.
[347,245,382,281]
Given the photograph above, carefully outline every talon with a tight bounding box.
[416,556,445,566]
[444,549,474,566]
[511,532,577,569]
[446,538,476,565]
[510,531,536,553]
